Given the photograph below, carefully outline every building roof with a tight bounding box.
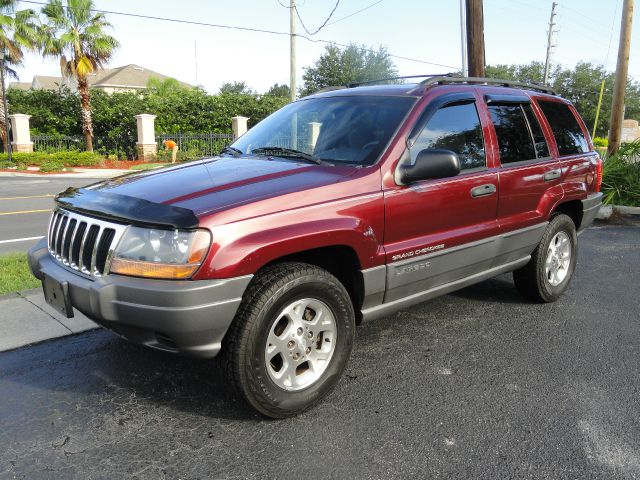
[9,82,31,91]
[9,64,194,91]
[87,64,194,89]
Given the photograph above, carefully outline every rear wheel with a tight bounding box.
[513,214,578,303]
[221,262,355,418]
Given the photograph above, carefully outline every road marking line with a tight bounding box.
[0,209,51,216]
[0,194,55,200]
[0,236,44,245]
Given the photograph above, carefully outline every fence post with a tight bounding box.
[232,116,249,140]
[135,114,157,161]
[9,114,33,153]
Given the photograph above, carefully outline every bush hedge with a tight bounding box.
[0,151,103,169]
[602,141,640,207]
[7,87,289,137]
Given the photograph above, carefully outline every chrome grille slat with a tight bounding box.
[46,208,128,279]
[89,225,104,276]
[62,219,77,264]
[55,216,68,257]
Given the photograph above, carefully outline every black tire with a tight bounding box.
[513,214,578,303]
[221,262,355,418]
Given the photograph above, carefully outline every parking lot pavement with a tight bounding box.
[0,178,99,255]
[0,225,638,479]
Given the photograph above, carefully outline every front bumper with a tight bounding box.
[579,192,604,232]
[28,238,252,358]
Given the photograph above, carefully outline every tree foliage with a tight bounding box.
[265,83,290,97]
[0,0,39,150]
[39,0,119,151]
[219,81,254,95]
[300,44,398,97]
[486,61,640,137]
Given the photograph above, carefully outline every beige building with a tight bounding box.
[10,64,194,93]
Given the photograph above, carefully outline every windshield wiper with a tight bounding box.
[251,146,325,165]
[220,146,242,157]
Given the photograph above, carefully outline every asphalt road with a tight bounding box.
[0,177,99,255]
[1,225,639,479]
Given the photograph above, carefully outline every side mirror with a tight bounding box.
[398,148,461,184]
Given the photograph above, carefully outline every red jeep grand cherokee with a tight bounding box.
[29,76,603,418]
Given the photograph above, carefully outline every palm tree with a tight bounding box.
[40,0,118,152]
[0,0,39,151]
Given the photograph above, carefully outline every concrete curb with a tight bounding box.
[0,287,97,353]
[597,204,640,220]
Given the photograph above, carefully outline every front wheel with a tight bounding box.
[513,214,578,303]
[221,262,355,418]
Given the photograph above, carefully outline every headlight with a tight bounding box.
[109,226,211,279]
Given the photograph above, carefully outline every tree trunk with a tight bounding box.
[0,93,7,153]
[78,76,94,152]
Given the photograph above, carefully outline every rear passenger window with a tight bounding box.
[488,104,537,164]
[522,104,549,158]
[412,102,485,171]
[537,100,588,156]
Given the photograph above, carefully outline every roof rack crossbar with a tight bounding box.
[419,76,556,95]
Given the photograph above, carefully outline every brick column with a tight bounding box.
[10,114,33,153]
[135,114,157,161]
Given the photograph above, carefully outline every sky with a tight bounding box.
[12,0,640,94]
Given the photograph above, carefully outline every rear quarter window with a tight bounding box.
[537,100,589,156]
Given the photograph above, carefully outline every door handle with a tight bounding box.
[544,169,561,181]
[470,183,496,197]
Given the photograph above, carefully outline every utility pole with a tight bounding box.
[608,0,634,156]
[460,0,468,76]
[466,0,485,77]
[290,0,296,102]
[543,2,558,85]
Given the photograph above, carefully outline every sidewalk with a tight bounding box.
[0,288,96,352]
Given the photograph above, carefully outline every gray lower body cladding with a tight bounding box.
[579,192,603,232]
[360,223,548,321]
[28,238,252,358]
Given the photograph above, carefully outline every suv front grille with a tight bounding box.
[47,209,128,278]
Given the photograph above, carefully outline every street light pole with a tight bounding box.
[0,51,11,163]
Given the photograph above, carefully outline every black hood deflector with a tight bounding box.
[55,187,199,230]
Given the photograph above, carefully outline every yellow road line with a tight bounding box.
[0,194,55,201]
[0,209,51,216]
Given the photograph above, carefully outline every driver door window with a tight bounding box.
[411,102,486,171]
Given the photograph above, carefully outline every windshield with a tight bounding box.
[231,95,416,165]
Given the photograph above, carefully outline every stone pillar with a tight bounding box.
[621,119,640,143]
[135,114,157,161]
[307,122,322,151]
[232,116,249,140]
[10,114,33,153]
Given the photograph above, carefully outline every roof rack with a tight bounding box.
[418,76,556,95]
[348,74,452,88]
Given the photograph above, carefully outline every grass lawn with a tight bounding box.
[0,253,40,295]
[130,162,170,171]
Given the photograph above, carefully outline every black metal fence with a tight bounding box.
[32,135,85,153]
[156,133,234,159]
[32,134,138,159]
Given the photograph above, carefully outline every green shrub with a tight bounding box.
[602,141,640,207]
[0,151,103,167]
[593,136,608,147]
[39,160,66,172]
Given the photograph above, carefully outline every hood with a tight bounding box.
[87,156,358,217]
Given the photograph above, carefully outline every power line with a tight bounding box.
[326,0,384,27]
[19,0,456,69]
[295,0,340,35]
